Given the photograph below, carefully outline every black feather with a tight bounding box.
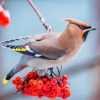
[83,31,89,41]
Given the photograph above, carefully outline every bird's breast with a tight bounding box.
[56,39,84,65]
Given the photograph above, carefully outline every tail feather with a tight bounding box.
[3,64,27,85]
[3,44,50,59]
[3,44,35,56]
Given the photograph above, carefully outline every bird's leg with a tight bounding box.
[56,67,60,77]
[43,69,50,78]
[32,68,35,71]
[56,65,63,77]
[59,65,63,76]
[49,68,53,77]
[38,69,47,76]
[49,68,57,77]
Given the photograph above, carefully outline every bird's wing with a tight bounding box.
[29,33,50,42]
[3,44,36,56]
[3,39,66,60]
[28,39,66,60]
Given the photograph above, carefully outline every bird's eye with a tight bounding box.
[78,25,92,30]
[78,25,85,30]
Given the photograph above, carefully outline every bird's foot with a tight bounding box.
[46,66,63,78]
[37,69,47,76]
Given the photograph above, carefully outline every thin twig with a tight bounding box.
[27,0,54,32]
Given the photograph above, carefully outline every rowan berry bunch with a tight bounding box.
[12,68,71,99]
[0,6,10,27]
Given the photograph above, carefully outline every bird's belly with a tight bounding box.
[27,50,81,69]
[27,57,60,69]
[26,54,74,69]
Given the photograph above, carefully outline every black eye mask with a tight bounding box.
[78,25,92,30]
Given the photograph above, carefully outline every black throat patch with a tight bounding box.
[83,31,89,41]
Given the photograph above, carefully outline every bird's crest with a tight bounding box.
[64,18,89,28]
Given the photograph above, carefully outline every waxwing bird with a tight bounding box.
[2,18,96,84]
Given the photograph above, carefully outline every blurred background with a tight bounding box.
[0,0,100,100]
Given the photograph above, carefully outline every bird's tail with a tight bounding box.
[3,64,27,85]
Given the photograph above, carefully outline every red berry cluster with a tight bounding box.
[12,71,71,99]
[0,9,10,27]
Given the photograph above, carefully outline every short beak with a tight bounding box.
[91,27,96,31]
[85,27,96,31]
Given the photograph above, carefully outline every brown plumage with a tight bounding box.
[3,18,96,84]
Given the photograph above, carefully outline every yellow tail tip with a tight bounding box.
[3,77,9,85]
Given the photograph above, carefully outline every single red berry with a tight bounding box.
[49,90,56,99]
[46,80,52,88]
[51,84,59,90]
[63,80,68,87]
[24,83,29,87]
[0,10,10,27]
[62,94,68,99]
[38,80,43,85]
[33,71,38,78]
[26,72,34,79]
[51,78,57,85]
[59,82,64,87]
[42,84,50,91]
[63,88,71,97]
[61,87,71,98]
[12,77,23,85]
[28,79,37,86]
[36,80,43,89]
[42,77,48,83]
[38,94,43,98]
[62,75,69,81]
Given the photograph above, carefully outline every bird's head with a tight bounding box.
[64,18,96,41]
